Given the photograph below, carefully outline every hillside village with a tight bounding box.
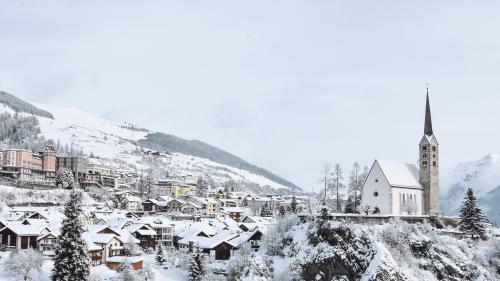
[0,93,498,281]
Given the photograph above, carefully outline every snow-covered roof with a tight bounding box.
[1,223,48,236]
[376,160,422,189]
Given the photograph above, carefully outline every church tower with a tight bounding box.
[419,90,440,216]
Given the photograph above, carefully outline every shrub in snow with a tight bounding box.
[263,215,299,257]
[115,264,139,281]
[3,248,43,281]
[55,167,75,189]
[227,247,273,281]
[459,188,488,240]
[124,237,143,256]
[139,265,156,281]
[52,190,91,281]
[298,221,376,281]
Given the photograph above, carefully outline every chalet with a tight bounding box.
[83,226,127,263]
[165,198,186,213]
[125,224,157,250]
[38,232,58,253]
[120,195,143,212]
[0,223,51,250]
[220,207,244,222]
[140,217,175,247]
[181,202,203,216]
[229,229,264,252]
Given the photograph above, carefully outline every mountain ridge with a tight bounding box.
[0,91,300,192]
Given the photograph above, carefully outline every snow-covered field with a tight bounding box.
[0,252,187,281]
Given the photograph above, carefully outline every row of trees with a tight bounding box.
[318,162,369,213]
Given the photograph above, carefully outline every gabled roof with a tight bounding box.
[376,160,422,189]
[0,223,49,236]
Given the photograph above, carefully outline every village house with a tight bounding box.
[0,223,51,250]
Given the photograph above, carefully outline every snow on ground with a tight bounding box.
[0,185,97,207]
[0,252,187,281]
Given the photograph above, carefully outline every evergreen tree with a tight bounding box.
[320,207,329,221]
[279,205,287,217]
[260,202,272,217]
[52,191,90,281]
[155,244,166,265]
[459,188,488,240]
[188,245,206,281]
[290,196,298,214]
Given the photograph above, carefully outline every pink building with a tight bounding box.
[0,146,57,183]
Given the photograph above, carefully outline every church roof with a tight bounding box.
[376,160,422,189]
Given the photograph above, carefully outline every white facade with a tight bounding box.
[361,160,423,215]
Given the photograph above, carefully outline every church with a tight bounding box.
[360,92,440,216]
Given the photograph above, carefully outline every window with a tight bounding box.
[373,191,379,197]
[422,161,428,166]
[432,146,436,152]
[374,179,379,183]
[433,161,437,166]
[422,146,427,150]
[422,153,427,158]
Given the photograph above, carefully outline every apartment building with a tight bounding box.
[0,146,57,183]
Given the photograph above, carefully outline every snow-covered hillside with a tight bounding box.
[441,154,500,224]
[0,95,299,193]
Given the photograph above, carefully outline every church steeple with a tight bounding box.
[424,89,433,136]
[419,87,440,216]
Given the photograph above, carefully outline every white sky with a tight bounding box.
[1,1,500,191]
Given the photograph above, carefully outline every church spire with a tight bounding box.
[424,87,433,136]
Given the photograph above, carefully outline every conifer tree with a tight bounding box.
[459,188,488,240]
[52,191,90,281]
[260,202,272,217]
[290,196,298,214]
[188,245,206,281]
[155,244,166,265]
[279,205,287,217]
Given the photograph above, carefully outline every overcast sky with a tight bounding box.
[1,1,500,191]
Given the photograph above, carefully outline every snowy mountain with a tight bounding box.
[441,154,500,225]
[0,91,300,193]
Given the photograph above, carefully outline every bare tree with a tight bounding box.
[331,164,344,211]
[318,164,332,206]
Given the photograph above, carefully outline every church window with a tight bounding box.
[433,154,436,158]
[432,146,436,152]
[423,153,427,158]
[422,161,428,166]
[433,161,436,166]
[373,191,378,197]
[422,146,427,150]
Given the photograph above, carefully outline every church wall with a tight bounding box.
[361,161,392,215]
[391,187,423,215]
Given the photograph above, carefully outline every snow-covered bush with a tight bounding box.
[262,215,299,257]
[227,248,273,281]
[3,248,43,281]
[55,167,75,189]
[298,221,376,281]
